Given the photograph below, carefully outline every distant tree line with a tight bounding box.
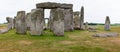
[84,23,120,26]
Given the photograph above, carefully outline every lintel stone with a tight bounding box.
[36,2,73,9]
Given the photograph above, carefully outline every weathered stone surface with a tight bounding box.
[29,9,44,35]
[49,9,54,31]
[43,18,49,30]
[88,26,97,32]
[93,32,118,37]
[26,13,31,30]
[73,11,80,29]
[64,9,74,31]
[73,11,80,16]
[0,29,9,34]
[80,6,84,30]
[60,4,73,9]
[15,11,27,34]
[85,22,88,30]
[52,8,64,36]
[6,17,14,30]
[14,16,16,28]
[36,2,73,9]
[104,16,110,30]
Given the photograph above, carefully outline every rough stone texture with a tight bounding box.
[85,22,88,30]
[14,16,16,28]
[52,8,64,36]
[6,17,14,30]
[73,11,80,16]
[80,6,84,30]
[44,18,49,30]
[64,9,74,31]
[49,9,54,31]
[93,32,118,37]
[73,11,80,29]
[88,26,97,32]
[104,16,110,30]
[60,4,73,9]
[15,11,27,34]
[29,9,44,35]
[36,2,73,9]
[0,29,9,34]
[26,13,31,31]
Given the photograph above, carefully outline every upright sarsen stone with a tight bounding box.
[15,11,27,34]
[49,9,55,31]
[29,9,44,35]
[64,9,74,31]
[52,8,64,36]
[26,13,31,30]
[104,16,110,30]
[85,22,88,30]
[80,6,84,30]
[73,11,80,29]
[6,17,14,30]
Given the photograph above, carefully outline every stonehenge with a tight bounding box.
[1,2,86,36]
[1,2,112,37]
[33,2,73,36]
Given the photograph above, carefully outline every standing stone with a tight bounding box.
[64,9,74,31]
[80,6,84,30]
[26,13,31,30]
[29,9,44,35]
[85,22,88,30]
[15,11,27,34]
[52,8,64,36]
[44,18,49,30]
[73,11,80,29]
[14,16,16,28]
[43,18,46,30]
[6,17,14,30]
[104,16,110,30]
[49,9,54,31]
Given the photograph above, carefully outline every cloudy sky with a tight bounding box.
[0,0,120,24]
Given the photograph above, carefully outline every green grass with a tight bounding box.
[0,25,120,52]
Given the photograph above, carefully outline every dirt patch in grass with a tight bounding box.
[109,38,120,46]
[18,40,33,45]
[68,35,80,39]
[59,41,76,45]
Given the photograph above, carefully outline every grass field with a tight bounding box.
[0,24,120,52]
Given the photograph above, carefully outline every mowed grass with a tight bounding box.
[0,24,120,52]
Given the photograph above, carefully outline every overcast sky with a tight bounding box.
[0,0,120,24]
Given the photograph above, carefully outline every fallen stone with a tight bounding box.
[88,26,97,32]
[0,29,9,34]
[93,32,119,37]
